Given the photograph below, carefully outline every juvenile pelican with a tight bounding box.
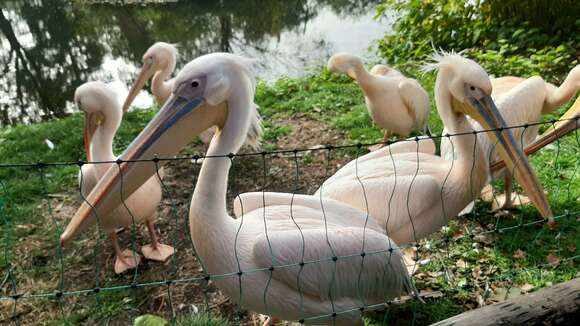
[76,82,174,274]
[297,53,551,245]
[441,64,580,210]
[327,53,430,149]
[61,54,413,325]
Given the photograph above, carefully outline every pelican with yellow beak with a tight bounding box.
[441,65,580,211]
[75,82,174,274]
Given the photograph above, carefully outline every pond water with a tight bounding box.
[0,0,391,126]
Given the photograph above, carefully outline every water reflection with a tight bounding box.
[0,0,387,125]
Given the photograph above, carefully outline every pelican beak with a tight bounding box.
[490,97,580,172]
[122,58,155,112]
[61,92,221,245]
[83,112,102,162]
[453,94,553,222]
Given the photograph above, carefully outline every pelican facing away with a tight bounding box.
[327,53,430,148]
[75,82,174,274]
[61,53,413,325]
[441,64,580,211]
[301,54,551,245]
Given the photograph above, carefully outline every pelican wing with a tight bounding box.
[234,192,385,233]
[398,79,430,130]
[324,141,436,185]
[252,224,411,302]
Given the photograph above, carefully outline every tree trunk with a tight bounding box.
[431,277,580,326]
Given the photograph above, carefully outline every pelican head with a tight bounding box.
[327,52,365,80]
[61,53,259,245]
[75,82,121,162]
[122,42,178,112]
[426,52,552,220]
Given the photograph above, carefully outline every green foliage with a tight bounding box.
[255,70,362,119]
[177,313,231,326]
[134,314,169,326]
[376,0,579,80]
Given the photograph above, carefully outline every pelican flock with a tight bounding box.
[238,53,553,246]
[50,36,576,323]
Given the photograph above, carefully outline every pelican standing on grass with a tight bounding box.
[61,53,414,325]
[441,64,580,211]
[327,53,430,150]
[75,82,174,274]
[296,53,551,245]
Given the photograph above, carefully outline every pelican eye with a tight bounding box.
[191,80,199,88]
[469,86,476,91]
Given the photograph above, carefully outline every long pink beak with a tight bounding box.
[61,94,211,245]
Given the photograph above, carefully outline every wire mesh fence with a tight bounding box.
[0,117,579,325]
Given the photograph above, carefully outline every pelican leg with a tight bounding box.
[368,130,393,151]
[141,220,175,262]
[501,174,514,209]
[111,232,140,274]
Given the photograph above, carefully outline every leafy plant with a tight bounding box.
[375,0,579,80]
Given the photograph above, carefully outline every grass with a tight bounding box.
[0,68,578,325]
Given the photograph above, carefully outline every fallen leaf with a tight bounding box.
[513,249,526,260]
[472,266,481,279]
[456,259,467,269]
[519,283,534,292]
[474,234,495,245]
[475,294,485,307]
[567,244,576,253]
[452,228,465,239]
[546,254,560,267]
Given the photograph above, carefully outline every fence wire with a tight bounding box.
[0,117,579,325]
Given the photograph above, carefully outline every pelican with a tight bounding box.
[284,53,550,245]
[327,53,430,149]
[61,53,413,325]
[121,42,214,144]
[75,81,174,274]
[441,64,580,210]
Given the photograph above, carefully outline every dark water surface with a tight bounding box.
[0,0,390,125]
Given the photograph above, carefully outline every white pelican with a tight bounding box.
[327,53,430,149]
[441,64,580,210]
[121,42,214,144]
[61,53,413,325]
[75,82,174,274]
[295,53,550,245]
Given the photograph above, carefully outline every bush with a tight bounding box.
[376,0,580,80]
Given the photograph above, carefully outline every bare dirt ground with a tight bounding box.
[1,117,354,325]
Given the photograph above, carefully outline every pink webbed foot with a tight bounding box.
[141,243,175,262]
[114,249,141,274]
